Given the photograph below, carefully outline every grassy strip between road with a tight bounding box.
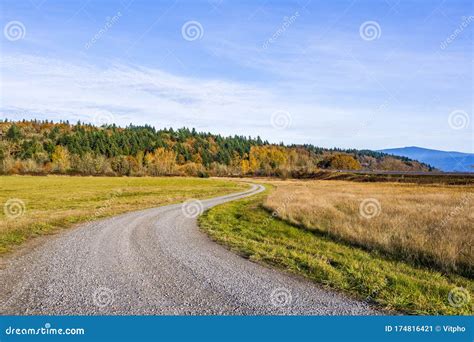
[0,175,248,255]
[199,185,474,315]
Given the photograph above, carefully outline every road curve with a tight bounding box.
[0,183,379,315]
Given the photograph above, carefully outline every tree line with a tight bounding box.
[0,119,433,177]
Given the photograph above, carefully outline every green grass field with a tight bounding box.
[3,175,472,315]
[0,175,248,254]
[199,187,474,315]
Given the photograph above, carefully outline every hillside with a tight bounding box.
[380,146,474,172]
[0,120,432,177]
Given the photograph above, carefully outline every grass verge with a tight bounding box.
[0,175,248,255]
[199,186,473,315]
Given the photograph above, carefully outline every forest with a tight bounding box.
[0,119,433,177]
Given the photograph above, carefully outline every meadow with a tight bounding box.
[200,180,474,315]
[264,180,473,277]
[0,175,247,254]
[2,174,472,314]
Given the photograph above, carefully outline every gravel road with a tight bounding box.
[0,183,379,315]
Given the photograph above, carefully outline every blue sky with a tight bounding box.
[0,0,472,152]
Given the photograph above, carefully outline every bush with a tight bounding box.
[318,153,362,170]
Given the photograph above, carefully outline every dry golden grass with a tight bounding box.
[263,180,473,277]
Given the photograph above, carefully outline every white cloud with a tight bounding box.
[0,54,271,127]
[0,53,471,152]
[0,53,357,141]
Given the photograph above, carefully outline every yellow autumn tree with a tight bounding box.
[249,145,288,175]
[240,157,250,175]
[322,153,361,170]
[145,148,177,175]
[51,145,71,173]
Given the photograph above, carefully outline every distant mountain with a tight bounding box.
[379,146,474,172]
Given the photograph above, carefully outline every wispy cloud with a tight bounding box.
[0,0,471,152]
[1,52,471,152]
[0,54,339,140]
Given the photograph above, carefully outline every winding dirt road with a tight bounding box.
[0,184,379,315]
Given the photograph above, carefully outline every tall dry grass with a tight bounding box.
[264,180,473,277]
